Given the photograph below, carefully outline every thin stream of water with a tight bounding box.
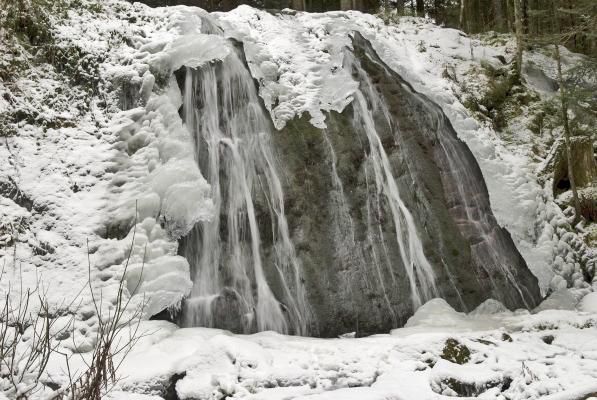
[346,52,438,308]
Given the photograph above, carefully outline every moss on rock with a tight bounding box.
[441,338,471,364]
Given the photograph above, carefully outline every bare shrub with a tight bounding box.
[0,267,75,399]
[65,235,145,400]
[1,214,145,400]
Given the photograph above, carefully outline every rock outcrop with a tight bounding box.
[176,33,542,337]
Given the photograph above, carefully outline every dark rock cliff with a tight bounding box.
[175,33,542,337]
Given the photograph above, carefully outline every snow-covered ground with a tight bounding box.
[110,298,597,399]
[0,0,595,399]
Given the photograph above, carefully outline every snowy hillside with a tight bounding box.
[0,0,595,398]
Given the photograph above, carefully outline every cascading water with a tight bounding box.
[345,52,438,309]
[172,25,540,337]
[345,35,535,308]
[179,41,310,335]
[424,101,536,307]
[347,32,540,311]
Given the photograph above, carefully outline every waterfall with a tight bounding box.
[179,42,310,335]
[321,129,400,328]
[173,27,540,337]
[344,52,438,309]
[348,32,539,311]
[430,108,535,307]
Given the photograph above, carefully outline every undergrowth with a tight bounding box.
[0,0,114,137]
[462,60,539,131]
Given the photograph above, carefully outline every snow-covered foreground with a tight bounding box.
[103,298,597,400]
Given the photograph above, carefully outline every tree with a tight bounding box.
[459,0,466,29]
[513,0,524,77]
[292,0,306,10]
[549,0,588,224]
[416,0,424,16]
[493,0,506,31]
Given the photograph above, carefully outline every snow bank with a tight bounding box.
[102,298,597,399]
[429,359,506,397]
[214,6,359,129]
[579,292,597,313]
[0,0,217,338]
[148,34,230,74]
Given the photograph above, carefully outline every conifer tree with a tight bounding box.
[513,0,524,78]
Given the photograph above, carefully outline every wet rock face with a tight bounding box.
[268,34,541,336]
[176,34,541,338]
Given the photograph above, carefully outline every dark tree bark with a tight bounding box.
[396,0,405,14]
[551,0,582,224]
[416,0,424,16]
[505,0,513,32]
[493,0,505,31]
[522,0,529,33]
[513,0,524,77]
[459,0,466,29]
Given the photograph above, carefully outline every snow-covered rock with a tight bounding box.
[579,292,597,313]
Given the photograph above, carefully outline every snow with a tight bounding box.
[214,7,360,129]
[0,0,213,347]
[429,359,505,396]
[1,0,596,399]
[579,292,597,313]
[534,288,582,312]
[148,34,230,73]
[103,298,597,399]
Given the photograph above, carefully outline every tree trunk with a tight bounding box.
[467,0,476,32]
[522,0,529,33]
[513,0,524,77]
[505,0,512,31]
[552,0,582,224]
[459,0,466,29]
[292,0,306,10]
[396,0,405,15]
[530,0,539,37]
[433,0,441,23]
[396,0,405,14]
[493,0,505,31]
[416,0,424,16]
